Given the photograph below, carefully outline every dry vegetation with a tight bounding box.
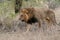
[0,0,60,40]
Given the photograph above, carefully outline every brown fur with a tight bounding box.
[19,7,57,28]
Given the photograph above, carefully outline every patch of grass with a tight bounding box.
[0,0,60,32]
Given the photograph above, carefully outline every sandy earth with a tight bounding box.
[0,25,60,40]
[0,7,60,40]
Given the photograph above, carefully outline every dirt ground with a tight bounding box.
[0,7,60,40]
[0,25,60,40]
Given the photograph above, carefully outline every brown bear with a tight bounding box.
[19,7,57,31]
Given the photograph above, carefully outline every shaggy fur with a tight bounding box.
[19,7,57,27]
